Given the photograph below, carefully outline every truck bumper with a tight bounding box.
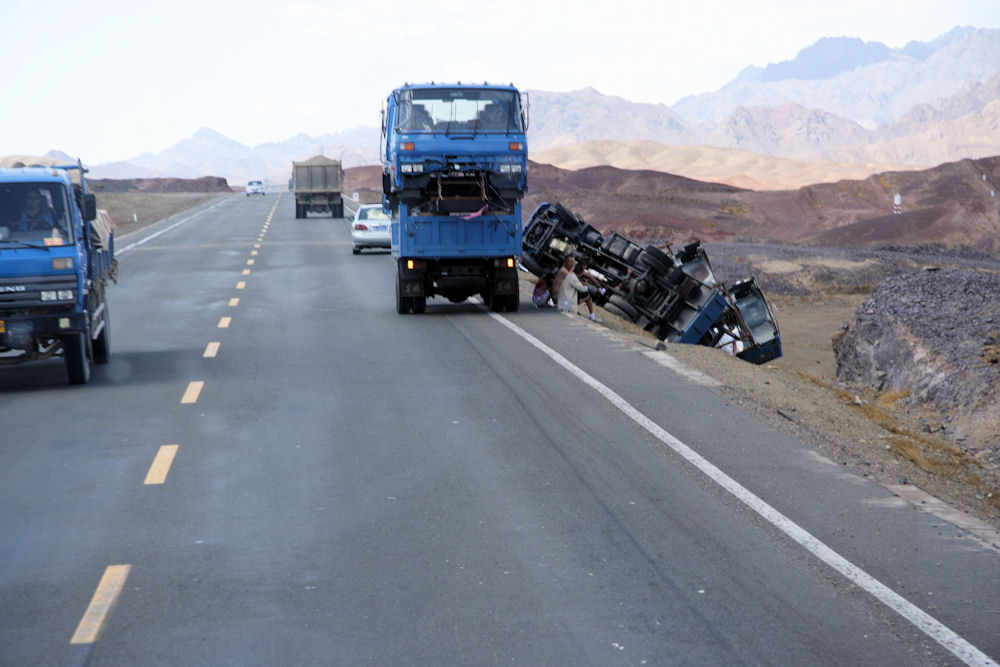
[0,310,86,344]
[0,310,86,363]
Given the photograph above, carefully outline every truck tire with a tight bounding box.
[608,294,639,322]
[93,304,111,364]
[395,272,411,314]
[642,245,673,274]
[603,302,630,321]
[63,332,91,385]
[505,292,520,312]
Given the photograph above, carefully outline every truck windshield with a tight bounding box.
[396,88,523,134]
[0,183,74,246]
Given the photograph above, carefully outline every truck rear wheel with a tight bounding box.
[608,294,639,322]
[642,245,673,275]
[395,272,411,314]
[411,296,426,313]
[507,292,520,312]
[63,332,91,385]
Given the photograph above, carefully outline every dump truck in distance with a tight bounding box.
[0,161,116,384]
[382,82,528,313]
[292,156,344,218]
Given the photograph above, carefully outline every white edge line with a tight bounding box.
[487,310,997,667]
[116,198,228,255]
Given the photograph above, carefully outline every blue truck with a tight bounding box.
[0,161,115,384]
[382,82,527,313]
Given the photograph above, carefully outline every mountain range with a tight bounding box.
[30,26,1000,189]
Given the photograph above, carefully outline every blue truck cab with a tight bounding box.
[382,82,528,313]
[0,161,115,384]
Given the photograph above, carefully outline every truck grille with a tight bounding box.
[0,274,76,309]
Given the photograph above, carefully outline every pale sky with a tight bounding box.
[2,0,997,164]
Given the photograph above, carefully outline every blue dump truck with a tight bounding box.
[0,161,116,384]
[382,82,527,313]
[522,202,782,364]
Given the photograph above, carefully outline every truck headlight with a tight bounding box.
[52,257,74,270]
[497,163,522,174]
[41,290,75,301]
[401,163,424,174]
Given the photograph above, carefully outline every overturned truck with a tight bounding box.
[522,202,782,364]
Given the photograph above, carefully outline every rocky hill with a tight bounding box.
[523,155,1000,249]
[532,139,912,190]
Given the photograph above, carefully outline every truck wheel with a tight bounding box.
[642,245,673,274]
[63,332,91,385]
[93,305,111,364]
[395,273,411,314]
[504,292,520,312]
[608,294,639,322]
[411,296,426,313]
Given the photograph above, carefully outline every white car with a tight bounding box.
[351,204,391,254]
[245,180,265,196]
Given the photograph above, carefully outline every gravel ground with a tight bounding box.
[116,193,1000,528]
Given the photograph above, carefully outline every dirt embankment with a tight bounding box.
[657,243,1000,524]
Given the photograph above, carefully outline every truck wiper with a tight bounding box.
[0,240,50,250]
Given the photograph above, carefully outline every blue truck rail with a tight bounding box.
[382,82,527,313]
[0,160,116,383]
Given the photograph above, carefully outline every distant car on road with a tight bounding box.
[245,180,265,196]
[351,204,391,254]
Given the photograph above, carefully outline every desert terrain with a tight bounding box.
[87,162,1000,532]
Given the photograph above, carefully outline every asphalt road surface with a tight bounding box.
[2,194,998,666]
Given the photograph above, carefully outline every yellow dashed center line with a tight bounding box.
[236,281,246,290]
[218,316,231,328]
[246,258,255,265]
[70,564,131,644]
[242,269,251,275]
[228,298,240,307]
[144,445,179,485]
[204,341,221,357]
[181,381,204,404]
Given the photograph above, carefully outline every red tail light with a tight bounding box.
[353,223,369,231]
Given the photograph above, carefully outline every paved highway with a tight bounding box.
[2,193,998,666]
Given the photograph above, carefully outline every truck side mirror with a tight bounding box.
[83,193,97,221]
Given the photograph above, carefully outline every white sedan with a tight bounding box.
[245,180,265,196]
[351,204,391,254]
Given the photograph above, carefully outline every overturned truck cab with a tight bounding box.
[522,201,781,364]
[383,82,527,313]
